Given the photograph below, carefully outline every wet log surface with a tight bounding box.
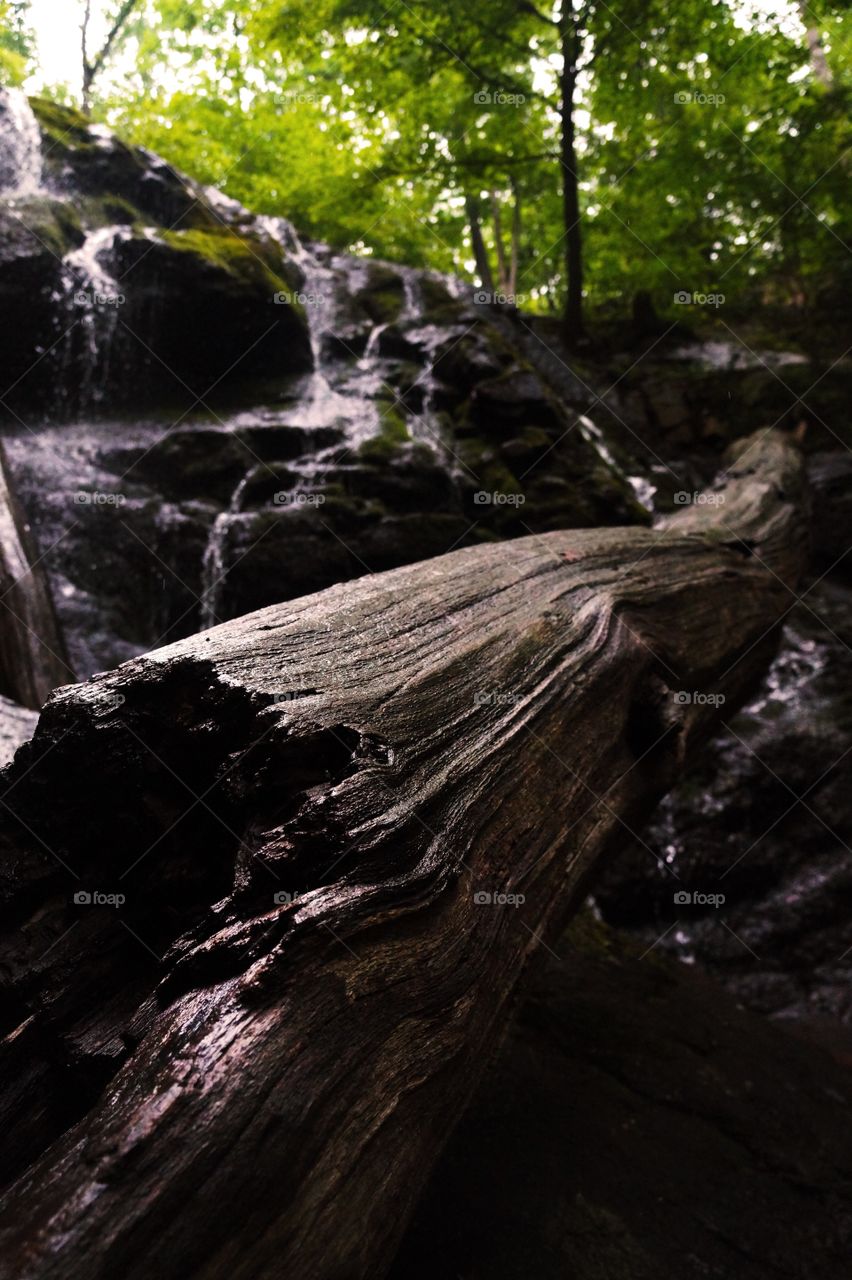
[0,429,808,1279]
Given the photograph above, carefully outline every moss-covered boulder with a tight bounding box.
[0,96,312,418]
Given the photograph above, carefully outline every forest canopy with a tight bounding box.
[7,0,851,332]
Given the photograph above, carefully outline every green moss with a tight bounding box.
[458,436,522,497]
[2,196,83,256]
[358,403,412,464]
[362,287,404,324]
[417,275,453,312]
[76,194,143,229]
[160,228,294,300]
[355,264,406,324]
[30,96,94,151]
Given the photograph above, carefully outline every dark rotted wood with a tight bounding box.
[0,430,807,1280]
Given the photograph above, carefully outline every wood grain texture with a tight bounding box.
[0,429,807,1280]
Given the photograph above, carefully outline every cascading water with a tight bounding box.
[199,472,255,630]
[199,513,230,630]
[577,413,656,511]
[196,230,454,625]
[0,88,44,198]
[60,227,127,410]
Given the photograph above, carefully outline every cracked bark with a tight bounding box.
[0,429,807,1279]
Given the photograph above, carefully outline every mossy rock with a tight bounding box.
[0,196,83,259]
[354,263,406,324]
[160,228,293,297]
[30,97,93,152]
[358,403,412,464]
[76,194,144,229]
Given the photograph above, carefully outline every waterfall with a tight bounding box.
[199,472,255,630]
[199,513,230,631]
[577,414,656,511]
[0,88,44,198]
[61,228,126,410]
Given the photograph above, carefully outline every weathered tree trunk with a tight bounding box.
[0,430,807,1280]
[0,442,74,708]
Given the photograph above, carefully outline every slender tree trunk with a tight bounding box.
[80,0,93,114]
[509,177,521,296]
[466,194,495,294]
[490,190,510,294]
[79,0,140,114]
[560,3,584,341]
[798,0,832,85]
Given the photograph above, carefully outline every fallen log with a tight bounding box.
[0,429,807,1280]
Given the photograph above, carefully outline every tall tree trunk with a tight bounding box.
[798,0,832,85]
[80,0,93,114]
[509,177,521,296]
[0,431,807,1280]
[560,3,584,341]
[466,193,495,294]
[490,190,510,294]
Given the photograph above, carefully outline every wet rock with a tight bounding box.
[808,450,852,571]
[594,576,852,1027]
[470,367,566,434]
[0,98,312,417]
[431,327,512,402]
[392,912,852,1280]
[352,261,407,324]
[0,96,659,678]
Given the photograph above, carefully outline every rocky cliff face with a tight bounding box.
[0,91,313,416]
[0,90,650,682]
